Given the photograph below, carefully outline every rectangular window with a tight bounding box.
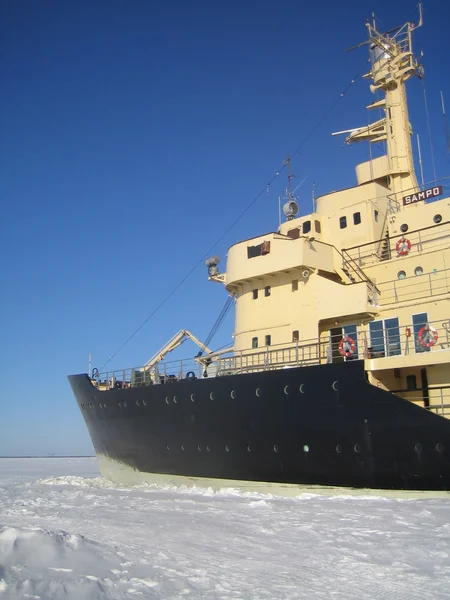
[369,318,401,357]
[384,317,401,356]
[264,285,271,297]
[314,220,321,233]
[265,335,271,346]
[287,228,300,239]
[412,312,430,353]
[247,241,271,258]
[252,289,258,299]
[303,221,311,234]
[368,320,384,357]
[252,337,258,349]
[339,216,347,229]
[374,210,379,222]
[292,330,299,342]
[292,279,298,292]
[353,212,361,225]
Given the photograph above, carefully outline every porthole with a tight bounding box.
[303,445,310,453]
[165,397,169,404]
[210,392,215,400]
[225,445,230,452]
[336,444,343,454]
[143,399,147,406]
[255,388,261,397]
[173,396,177,403]
[103,404,107,409]
[273,445,279,453]
[353,444,361,453]
[436,443,444,453]
[180,445,185,451]
[136,400,140,407]
[166,445,170,451]
[284,385,290,395]
[415,442,423,453]
[299,384,305,394]
[433,214,442,224]
[400,223,408,233]
[190,394,195,402]
[247,445,252,452]
[197,445,201,451]
[230,390,236,399]
[123,402,127,408]
[414,266,423,276]
[397,270,406,280]
[206,444,211,452]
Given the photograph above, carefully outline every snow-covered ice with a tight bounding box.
[1,458,450,599]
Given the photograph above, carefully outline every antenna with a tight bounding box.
[417,134,425,189]
[441,91,450,152]
[281,156,300,221]
[312,181,316,213]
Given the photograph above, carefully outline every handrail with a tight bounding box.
[91,318,450,391]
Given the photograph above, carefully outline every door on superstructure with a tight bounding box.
[329,324,359,363]
[330,327,345,363]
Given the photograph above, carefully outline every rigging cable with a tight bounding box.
[99,61,368,371]
[422,78,437,182]
[199,294,235,355]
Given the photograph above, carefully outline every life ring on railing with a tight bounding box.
[338,335,356,358]
[418,326,438,348]
[396,237,411,256]
[186,371,196,380]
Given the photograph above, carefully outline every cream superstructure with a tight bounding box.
[209,11,450,416]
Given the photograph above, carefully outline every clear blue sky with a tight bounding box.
[1,0,449,456]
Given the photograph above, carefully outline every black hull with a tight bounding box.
[68,361,450,490]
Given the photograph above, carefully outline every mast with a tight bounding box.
[344,7,423,201]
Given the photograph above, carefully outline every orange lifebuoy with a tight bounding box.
[396,237,411,256]
[418,326,438,348]
[338,335,356,357]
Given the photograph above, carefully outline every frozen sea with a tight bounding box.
[1,458,450,599]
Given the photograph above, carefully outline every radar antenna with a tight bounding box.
[280,156,300,221]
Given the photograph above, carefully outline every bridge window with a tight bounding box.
[252,337,258,349]
[292,330,299,342]
[292,279,298,291]
[374,210,379,222]
[369,318,400,358]
[252,289,258,299]
[265,335,271,346]
[315,220,321,233]
[353,212,361,225]
[303,221,311,234]
[264,285,271,297]
[339,216,347,229]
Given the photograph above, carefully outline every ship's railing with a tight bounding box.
[215,338,328,375]
[343,220,450,268]
[91,338,330,390]
[91,318,450,391]
[389,386,450,418]
[361,318,450,359]
[375,268,450,306]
